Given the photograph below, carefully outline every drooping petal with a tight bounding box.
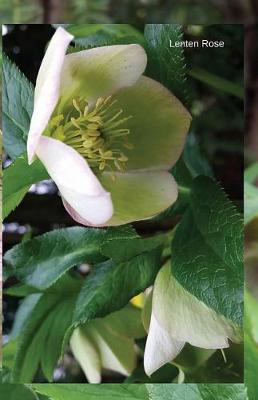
[36,136,113,226]
[158,264,240,348]
[142,289,184,376]
[144,263,241,375]
[27,27,74,164]
[144,313,185,376]
[58,44,147,110]
[86,320,136,377]
[70,328,101,384]
[71,307,140,382]
[112,76,191,171]
[99,170,178,226]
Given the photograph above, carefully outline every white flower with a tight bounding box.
[27,27,191,226]
[70,305,145,383]
[144,263,241,376]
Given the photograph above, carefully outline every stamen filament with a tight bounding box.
[48,95,133,173]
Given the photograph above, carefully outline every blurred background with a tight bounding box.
[0,0,258,24]
[2,24,244,382]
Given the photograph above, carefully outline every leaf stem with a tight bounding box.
[188,67,244,99]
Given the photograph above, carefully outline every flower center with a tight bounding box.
[47,96,133,173]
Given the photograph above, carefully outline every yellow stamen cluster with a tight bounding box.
[49,96,133,173]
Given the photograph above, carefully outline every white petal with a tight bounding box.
[144,313,184,376]
[144,263,239,375]
[70,328,101,384]
[87,320,136,377]
[27,27,74,163]
[36,136,113,226]
[155,264,237,348]
[58,44,147,108]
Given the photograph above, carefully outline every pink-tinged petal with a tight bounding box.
[27,27,74,164]
[62,199,105,227]
[58,44,147,109]
[36,136,113,226]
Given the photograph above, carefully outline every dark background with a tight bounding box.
[0,0,258,24]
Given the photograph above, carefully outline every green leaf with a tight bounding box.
[41,298,77,381]
[189,67,244,99]
[33,384,148,400]
[172,176,243,326]
[4,283,41,297]
[3,54,34,159]
[7,225,164,382]
[10,294,42,340]
[12,276,80,383]
[68,247,162,333]
[59,24,145,47]
[147,384,200,399]
[144,24,188,106]
[101,226,165,262]
[63,226,164,345]
[4,227,106,289]
[244,182,258,225]
[2,340,18,382]
[0,384,39,399]
[32,384,247,400]
[147,384,247,399]
[180,133,213,179]
[3,154,49,220]
[197,385,247,400]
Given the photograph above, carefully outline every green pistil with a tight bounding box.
[49,96,133,173]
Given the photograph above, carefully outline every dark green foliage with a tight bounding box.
[173,176,243,326]
[3,55,34,159]
[144,24,188,106]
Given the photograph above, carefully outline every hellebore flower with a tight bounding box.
[27,27,191,226]
[143,263,242,376]
[70,304,145,383]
